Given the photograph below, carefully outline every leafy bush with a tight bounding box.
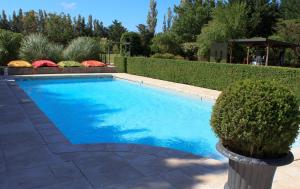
[63,37,101,62]
[151,53,184,60]
[118,57,300,101]
[0,29,22,66]
[151,32,182,55]
[19,33,63,62]
[120,32,142,56]
[211,80,300,158]
[57,61,81,67]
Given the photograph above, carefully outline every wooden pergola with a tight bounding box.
[228,38,300,66]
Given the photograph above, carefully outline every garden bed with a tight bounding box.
[7,66,117,75]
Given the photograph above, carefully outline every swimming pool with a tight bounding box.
[17,77,221,159]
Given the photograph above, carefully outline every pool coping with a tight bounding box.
[10,73,222,101]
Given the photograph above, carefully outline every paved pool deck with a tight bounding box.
[0,73,299,189]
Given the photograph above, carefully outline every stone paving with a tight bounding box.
[0,74,299,189]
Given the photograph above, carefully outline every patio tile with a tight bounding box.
[0,166,60,189]
[74,155,143,188]
[3,143,61,170]
[105,175,176,189]
[105,143,135,152]
[49,162,83,180]
[0,131,44,145]
[42,134,69,144]
[160,170,198,189]
[35,179,93,189]
[47,143,87,154]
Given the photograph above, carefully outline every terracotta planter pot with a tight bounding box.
[217,142,294,189]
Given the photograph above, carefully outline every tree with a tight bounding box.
[228,0,279,37]
[137,24,152,56]
[93,19,108,38]
[0,10,10,30]
[86,15,93,36]
[197,2,247,57]
[151,32,182,55]
[120,32,142,56]
[271,19,300,65]
[44,13,74,44]
[147,0,158,35]
[11,11,19,32]
[280,0,300,19]
[171,0,214,42]
[108,20,127,42]
[22,10,38,34]
[167,7,173,31]
[163,15,167,32]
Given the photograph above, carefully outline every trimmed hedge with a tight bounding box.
[114,56,127,73]
[115,57,300,100]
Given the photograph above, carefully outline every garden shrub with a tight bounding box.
[121,57,300,101]
[63,37,101,62]
[57,61,81,67]
[114,56,127,72]
[151,32,182,55]
[0,29,22,66]
[211,80,300,158]
[19,33,63,62]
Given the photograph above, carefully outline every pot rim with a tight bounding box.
[217,141,294,166]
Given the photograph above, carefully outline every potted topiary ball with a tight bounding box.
[211,80,300,189]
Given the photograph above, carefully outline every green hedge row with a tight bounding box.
[114,56,127,73]
[114,57,300,100]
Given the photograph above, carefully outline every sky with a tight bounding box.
[0,0,181,32]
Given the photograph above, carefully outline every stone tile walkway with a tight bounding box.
[0,75,299,189]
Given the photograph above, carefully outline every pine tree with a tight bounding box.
[280,0,300,19]
[163,15,167,32]
[147,0,158,35]
[86,15,93,36]
[22,10,38,34]
[0,10,10,30]
[93,19,108,38]
[11,11,19,32]
[167,7,173,31]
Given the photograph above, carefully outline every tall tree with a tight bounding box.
[228,0,279,37]
[10,11,19,32]
[167,7,173,31]
[137,24,152,56]
[163,15,167,32]
[44,13,74,44]
[197,2,247,57]
[93,19,108,38]
[147,0,158,35]
[108,20,127,42]
[86,15,93,36]
[172,0,215,42]
[22,10,38,34]
[0,10,10,30]
[280,0,300,19]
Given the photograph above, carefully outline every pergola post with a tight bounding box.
[265,45,270,66]
[246,46,250,64]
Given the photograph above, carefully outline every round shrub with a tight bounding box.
[211,80,300,158]
[19,33,63,62]
[63,37,100,62]
[58,61,81,67]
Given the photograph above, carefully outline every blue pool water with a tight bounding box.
[17,77,222,159]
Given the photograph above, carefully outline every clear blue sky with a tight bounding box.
[0,0,180,32]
